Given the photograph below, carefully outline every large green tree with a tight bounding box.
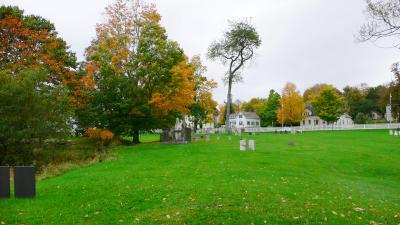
[0,69,72,165]
[311,87,345,124]
[86,0,195,143]
[260,90,281,127]
[208,19,261,129]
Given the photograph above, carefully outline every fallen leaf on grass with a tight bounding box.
[331,211,338,215]
[354,207,365,212]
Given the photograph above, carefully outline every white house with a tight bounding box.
[229,112,260,128]
[301,104,354,128]
[334,114,354,126]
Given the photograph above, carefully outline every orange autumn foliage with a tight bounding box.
[0,12,76,85]
[87,128,114,148]
[150,59,195,115]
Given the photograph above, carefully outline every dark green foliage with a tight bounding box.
[0,69,72,165]
[311,88,345,124]
[355,112,368,124]
[260,90,281,127]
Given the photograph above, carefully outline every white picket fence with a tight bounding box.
[196,123,400,134]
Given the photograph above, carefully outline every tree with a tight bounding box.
[355,112,368,124]
[303,83,341,103]
[358,0,400,48]
[241,98,265,115]
[86,0,195,143]
[260,90,281,127]
[218,103,239,125]
[207,19,261,128]
[188,56,218,131]
[0,69,72,165]
[311,87,345,124]
[0,6,77,84]
[343,86,365,118]
[276,83,304,126]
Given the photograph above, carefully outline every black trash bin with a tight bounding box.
[14,166,36,198]
[0,166,10,198]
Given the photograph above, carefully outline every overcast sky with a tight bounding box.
[3,0,399,104]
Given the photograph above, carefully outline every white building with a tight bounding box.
[334,114,354,126]
[229,112,260,128]
[301,105,354,128]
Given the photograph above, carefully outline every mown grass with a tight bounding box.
[0,130,399,224]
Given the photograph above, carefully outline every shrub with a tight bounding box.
[355,112,367,124]
[87,128,114,151]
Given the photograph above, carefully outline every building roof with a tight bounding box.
[229,112,260,120]
[305,103,316,115]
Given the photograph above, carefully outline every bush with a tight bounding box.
[355,112,367,124]
[87,128,114,151]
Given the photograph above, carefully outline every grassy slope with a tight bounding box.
[0,130,399,225]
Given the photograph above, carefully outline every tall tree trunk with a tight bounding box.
[225,75,233,131]
[194,119,198,133]
[132,130,140,144]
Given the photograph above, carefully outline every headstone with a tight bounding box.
[161,129,170,142]
[206,134,210,142]
[389,130,393,136]
[0,166,10,198]
[185,128,192,143]
[240,140,246,151]
[216,135,221,141]
[249,139,255,151]
[395,130,399,136]
[14,166,36,198]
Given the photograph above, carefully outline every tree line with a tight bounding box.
[0,1,218,165]
[226,81,399,127]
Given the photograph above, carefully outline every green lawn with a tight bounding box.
[1,130,399,224]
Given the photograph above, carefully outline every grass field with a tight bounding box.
[0,130,399,224]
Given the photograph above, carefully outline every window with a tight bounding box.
[308,120,311,125]
[256,122,259,126]
[247,121,250,125]
[251,121,255,125]
[315,120,319,125]
[239,121,243,125]
[239,114,243,118]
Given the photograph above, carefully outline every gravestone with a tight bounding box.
[249,139,255,151]
[217,135,221,141]
[395,130,399,136]
[185,128,192,143]
[0,166,10,198]
[14,166,36,198]
[206,134,210,142]
[161,129,171,142]
[389,130,393,136]
[240,139,246,151]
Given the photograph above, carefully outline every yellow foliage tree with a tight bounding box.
[276,82,305,126]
